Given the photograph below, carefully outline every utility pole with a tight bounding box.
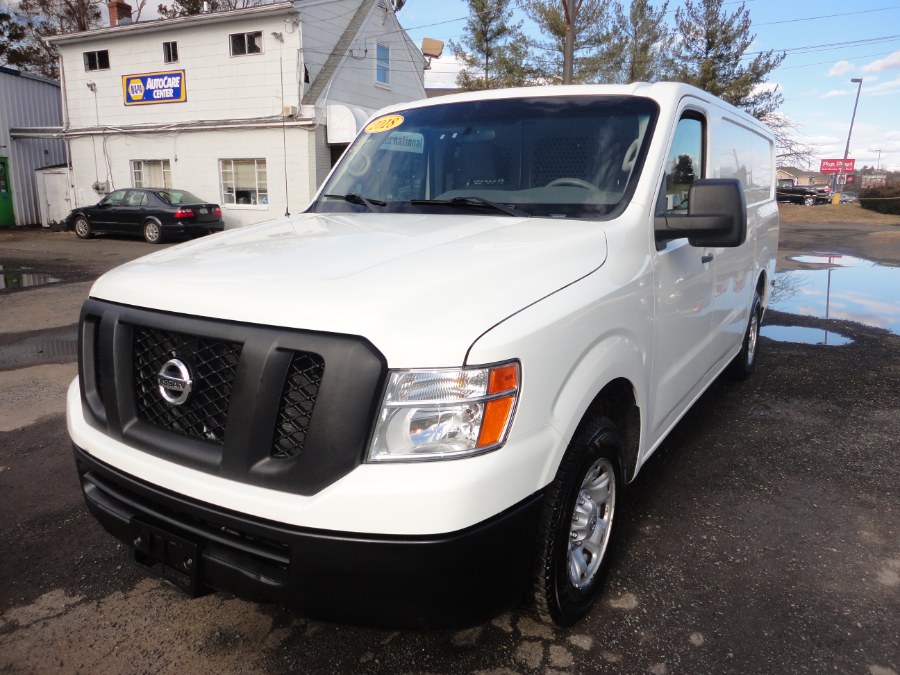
[833,77,863,200]
[562,0,577,84]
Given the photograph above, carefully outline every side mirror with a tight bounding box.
[655,178,747,248]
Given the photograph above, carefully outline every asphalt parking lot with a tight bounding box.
[1,222,898,674]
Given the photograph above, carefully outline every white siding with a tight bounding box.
[68,125,319,228]
[0,70,67,226]
[61,11,301,128]
[320,6,426,113]
[297,0,359,92]
[51,0,425,228]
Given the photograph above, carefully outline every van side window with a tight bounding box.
[664,116,704,213]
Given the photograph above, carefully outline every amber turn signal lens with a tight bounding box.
[478,396,515,448]
[488,363,519,394]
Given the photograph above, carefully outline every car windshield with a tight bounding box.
[311,95,658,219]
[156,190,205,205]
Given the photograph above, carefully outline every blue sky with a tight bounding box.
[398,1,900,172]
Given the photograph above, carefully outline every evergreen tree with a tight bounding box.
[607,0,670,83]
[450,0,532,90]
[671,0,784,120]
[519,0,618,84]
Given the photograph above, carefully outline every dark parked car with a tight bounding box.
[68,188,224,244]
[776,178,830,206]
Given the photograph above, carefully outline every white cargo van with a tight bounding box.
[68,83,778,627]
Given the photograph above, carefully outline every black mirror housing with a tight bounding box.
[655,178,748,248]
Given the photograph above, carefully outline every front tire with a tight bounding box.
[74,216,93,239]
[534,417,623,626]
[142,220,163,244]
[803,195,815,206]
[727,291,762,380]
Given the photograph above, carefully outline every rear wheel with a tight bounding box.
[534,417,623,626]
[727,291,762,380]
[74,216,93,239]
[143,220,163,244]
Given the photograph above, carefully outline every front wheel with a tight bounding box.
[727,291,762,380]
[534,417,623,626]
[74,216,93,239]
[803,195,815,206]
[142,220,163,244]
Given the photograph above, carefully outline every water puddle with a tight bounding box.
[771,254,900,336]
[761,325,853,346]
[0,327,78,369]
[0,264,61,290]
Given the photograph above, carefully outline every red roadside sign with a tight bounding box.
[820,158,855,174]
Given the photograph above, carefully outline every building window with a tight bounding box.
[230,32,262,56]
[220,159,267,205]
[163,41,178,63]
[132,160,172,189]
[84,50,110,71]
[375,43,390,85]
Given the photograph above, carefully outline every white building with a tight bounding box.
[0,66,67,227]
[47,0,427,228]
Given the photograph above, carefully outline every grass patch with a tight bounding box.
[778,202,900,225]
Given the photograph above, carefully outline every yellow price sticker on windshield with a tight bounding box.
[364,114,404,134]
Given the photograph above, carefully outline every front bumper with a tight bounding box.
[74,444,544,628]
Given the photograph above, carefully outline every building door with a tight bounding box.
[37,169,71,227]
[0,157,14,227]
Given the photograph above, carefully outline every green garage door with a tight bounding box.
[0,157,14,227]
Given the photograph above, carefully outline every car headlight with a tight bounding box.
[368,361,520,462]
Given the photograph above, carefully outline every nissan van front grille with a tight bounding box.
[132,327,242,444]
[78,298,386,495]
[272,352,325,459]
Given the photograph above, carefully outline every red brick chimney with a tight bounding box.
[107,1,132,26]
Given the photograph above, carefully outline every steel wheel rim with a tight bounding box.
[568,456,615,589]
[747,308,759,365]
[145,222,160,242]
[75,219,89,236]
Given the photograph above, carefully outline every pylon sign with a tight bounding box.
[820,159,855,174]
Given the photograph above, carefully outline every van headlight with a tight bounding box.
[367,361,520,462]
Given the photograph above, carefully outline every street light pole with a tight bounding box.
[834,77,863,200]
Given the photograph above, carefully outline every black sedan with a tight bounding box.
[68,188,224,244]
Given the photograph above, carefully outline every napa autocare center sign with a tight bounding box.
[122,70,186,105]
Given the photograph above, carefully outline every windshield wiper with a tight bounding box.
[411,197,530,217]
[323,193,385,212]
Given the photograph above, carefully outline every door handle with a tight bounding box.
[701,254,714,264]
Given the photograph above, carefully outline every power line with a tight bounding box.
[756,5,900,26]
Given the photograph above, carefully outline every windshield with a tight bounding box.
[311,95,658,219]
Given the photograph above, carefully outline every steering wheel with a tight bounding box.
[545,177,598,190]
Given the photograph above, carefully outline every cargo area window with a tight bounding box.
[163,41,178,63]
[664,114,705,213]
[84,50,110,71]
[220,159,268,205]
[230,31,262,56]
[132,160,172,189]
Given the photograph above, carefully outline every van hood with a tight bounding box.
[90,212,608,366]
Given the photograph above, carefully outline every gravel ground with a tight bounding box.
[0,220,897,674]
